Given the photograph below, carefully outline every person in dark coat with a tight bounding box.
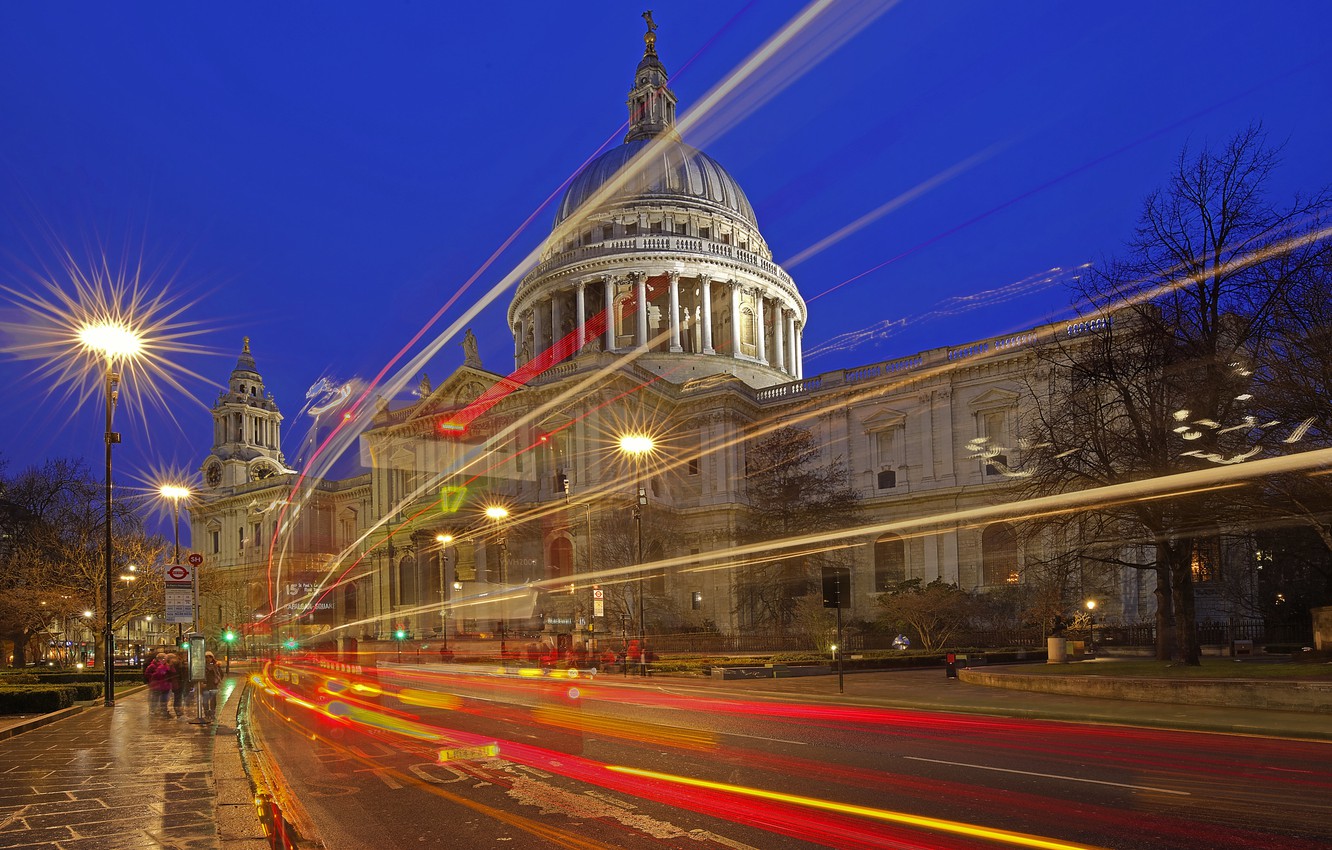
[145,652,173,719]
[202,651,223,721]
[167,652,188,718]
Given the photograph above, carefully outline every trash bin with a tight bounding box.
[1231,639,1254,657]
[1047,636,1068,663]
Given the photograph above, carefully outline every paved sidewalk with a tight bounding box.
[0,678,257,850]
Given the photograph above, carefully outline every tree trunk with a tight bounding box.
[1167,539,1201,665]
[1152,556,1175,661]
[5,632,28,668]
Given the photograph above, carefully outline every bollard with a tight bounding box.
[945,651,957,679]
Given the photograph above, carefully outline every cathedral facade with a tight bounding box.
[192,20,1176,654]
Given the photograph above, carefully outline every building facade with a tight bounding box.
[194,19,1242,655]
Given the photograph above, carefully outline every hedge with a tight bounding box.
[0,686,76,714]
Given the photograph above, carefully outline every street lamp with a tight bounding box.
[79,319,143,708]
[435,533,454,655]
[1085,599,1097,654]
[484,506,510,662]
[158,484,192,637]
[617,433,655,677]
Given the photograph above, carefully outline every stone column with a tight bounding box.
[728,280,741,356]
[668,272,682,352]
[603,275,615,351]
[774,307,787,373]
[533,298,547,360]
[785,312,797,376]
[754,289,767,365]
[794,320,803,379]
[551,290,563,358]
[634,272,649,350]
[575,280,587,352]
[700,275,715,354]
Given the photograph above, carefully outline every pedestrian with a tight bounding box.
[202,651,222,721]
[167,652,188,718]
[146,652,173,719]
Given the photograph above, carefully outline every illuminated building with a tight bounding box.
[192,18,1251,654]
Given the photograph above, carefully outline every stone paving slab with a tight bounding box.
[0,679,249,850]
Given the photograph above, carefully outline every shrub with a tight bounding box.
[0,686,76,714]
[0,673,40,684]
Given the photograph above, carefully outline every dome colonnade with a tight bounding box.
[507,12,805,389]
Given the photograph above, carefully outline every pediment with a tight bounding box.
[862,406,908,430]
[968,387,1019,410]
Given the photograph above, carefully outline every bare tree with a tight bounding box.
[0,458,166,667]
[736,426,860,634]
[1019,126,1329,664]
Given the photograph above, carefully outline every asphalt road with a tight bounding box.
[250,662,1332,850]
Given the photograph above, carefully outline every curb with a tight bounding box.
[215,676,273,850]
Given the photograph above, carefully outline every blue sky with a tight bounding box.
[1,1,1329,538]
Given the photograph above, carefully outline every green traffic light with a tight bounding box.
[284,638,297,649]
[394,629,407,640]
[222,630,236,643]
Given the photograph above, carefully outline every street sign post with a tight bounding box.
[165,563,195,624]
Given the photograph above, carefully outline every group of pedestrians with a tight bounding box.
[143,649,223,722]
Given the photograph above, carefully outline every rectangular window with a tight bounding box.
[676,222,688,235]
[649,220,663,234]
[602,224,614,241]
[986,454,1009,477]
[625,222,638,236]
[688,456,699,475]
[874,427,902,488]
[699,226,711,240]
[238,528,244,551]
[211,531,220,554]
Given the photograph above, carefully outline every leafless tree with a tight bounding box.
[1018,126,1329,664]
[735,426,860,634]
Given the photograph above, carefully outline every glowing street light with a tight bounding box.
[483,506,510,662]
[435,533,454,653]
[1085,599,1097,654]
[81,318,145,708]
[617,433,656,677]
[158,483,193,635]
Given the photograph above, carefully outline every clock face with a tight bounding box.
[205,462,222,488]
[253,464,276,481]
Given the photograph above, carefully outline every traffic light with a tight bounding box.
[394,628,407,640]
[222,626,237,644]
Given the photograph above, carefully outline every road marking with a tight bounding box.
[721,729,809,746]
[902,757,1191,796]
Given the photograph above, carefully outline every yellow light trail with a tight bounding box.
[606,765,1109,850]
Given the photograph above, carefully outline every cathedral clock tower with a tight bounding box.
[201,337,289,490]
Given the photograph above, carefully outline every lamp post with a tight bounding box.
[118,566,137,664]
[435,533,454,655]
[79,320,143,708]
[484,506,510,663]
[1085,599,1097,655]
[158,484,191,642]
[617,434,654,677]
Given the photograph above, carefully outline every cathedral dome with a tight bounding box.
[553,137,759,230]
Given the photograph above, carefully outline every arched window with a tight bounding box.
[549,537,573,581]
[614,292,635,343]
[981,523,1019,585]
[344,579,358,621]
[398,555,417,605]
[873,533,905,591]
